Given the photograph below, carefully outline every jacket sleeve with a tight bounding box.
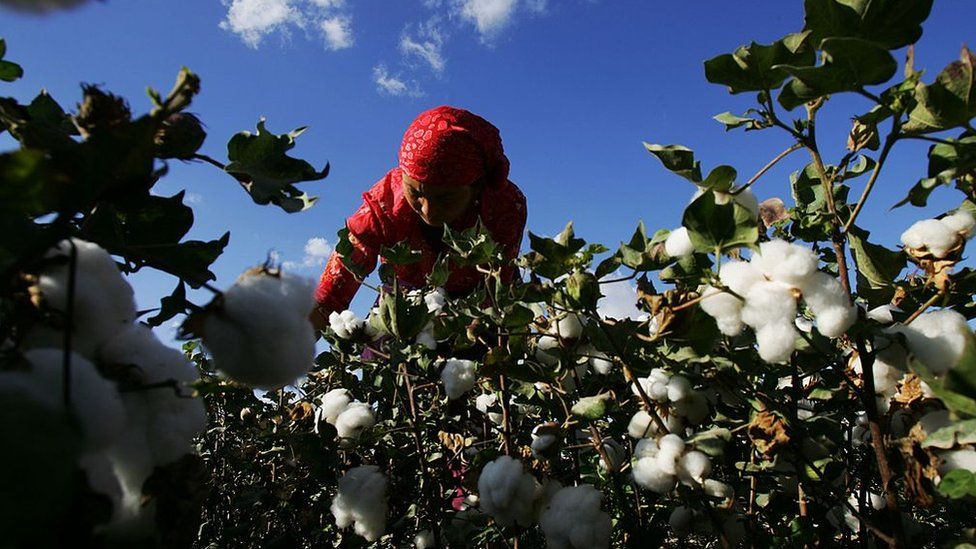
[314,198,383,316]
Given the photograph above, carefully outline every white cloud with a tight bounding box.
[320,15,354,50]
[524,0,547,13]
[458,0,518,39]
[219,0,299,48]
[283,237,333,271]
[185,192,203,204]
[399,20,446,73]
[373,64,422,97]
[309,0,344,7]
[597,274,644,321]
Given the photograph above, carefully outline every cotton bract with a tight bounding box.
[477,456,541,527]
[331,465,387,541]
[200,268,316,389]
[441,358,478,400]
[538,484,612,549]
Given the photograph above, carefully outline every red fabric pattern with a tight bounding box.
[315,107,527,315]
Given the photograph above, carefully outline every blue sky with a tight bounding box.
[3,0,975,331]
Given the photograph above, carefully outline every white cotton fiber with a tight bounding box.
[677,450,711,485]
[901,218,959,258]
[415,322,437,350]
[538,484,612,549]
[941,211,976,238]
[699,287,745,336]
[201,269,316,389]
[741,280,797,329]
[628,411,655,439]
[331,465,388,542]
[665,227,695,258]
[632,456,676,493]
[895,309,971,375]
[719,261,764,296]
[553,313,585,340]
[329,309,365,339]
[798,271,855,337]
[441,358,478,400]
[477,456,541,527]
[751,239,820,286]
[755,323,798,363]
[334,402,375,447]
[30,238,137,358]
[318,389,352,425]
[424,288,447,313]
[414,530,435,549]
[667,375,692,402]
[703,479,733,499]
[673,392,709,425]
[939,449,976,475]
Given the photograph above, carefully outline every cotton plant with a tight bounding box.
[538,484,612,549]
[197,267,317,389]
[699,239,856,363]
[331,465,388,542]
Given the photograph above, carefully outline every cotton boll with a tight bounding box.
[669,506,694,537]
[15,350,127,452]
[334,402,375,447]
[538,484,611,549]
[424,288,448,313]
[553,313,584,340]
[703,479,733,499]
[329,309,365,340]
[632,457,676,493]
[867,304,899,324]
[441,358,478,400]
[477,456,541,527]
[331,465,387,542]
[201,270,316,389]
[901,218,959,258]
[633,437,659,459]
[752,239,819,286]
[30,239,137,358]
[699,287,745,336]
[531,434,558,460]
[919,410,952,437]
[318,389,353,425]
[582,345,613,375]
[79,452,124,517]
[941,210,976,238]
[655,434,686,475]
[415,323,437,350]
[628,411,656,439]
[598,438,626,472]
[939,449,976,475]
[895,309,971,375]
[755,323,798,364]
[665,227,695,258]
[741,280,797,329]
[667,376,692,402]
[733,187,760,217]
[673,392,709,425]
[677,451,711,485]
[797,271,855,337]
[719,260,765,296]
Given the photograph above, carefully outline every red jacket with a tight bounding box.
[314,167,527,313]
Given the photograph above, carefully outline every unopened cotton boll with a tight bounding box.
[30,238,137,358]
[699,286,745,336]
[335,402,375,446]
[201,269,316,389]
[538,484,612,549]
[441,358,477,400]
[901,218,959,258]
[797,271,855,337]
[319,389,352,425]
[895,309,971,375]
[752,239,820,286]
[424,288,448,313]
[329,309,365,339]
[692,187,760,217]
[477,456,541,527]
[331,465,387,542]
[665,227,695,258]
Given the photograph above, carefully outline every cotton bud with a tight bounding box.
[334,402,375,447]
[538,484,612,549]
[200,268,316,389]
[665,227,695,258]
[329,309,366,340]
[155,112,206,159]
[477,456,541,527]
[440,358,478,400]
[74,84,131,138]
[424,288,447,313]
[331,465,387,542]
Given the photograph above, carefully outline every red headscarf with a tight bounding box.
[399,106,510,188]
[314,106,527,315]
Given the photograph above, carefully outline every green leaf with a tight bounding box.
[922,419,976,449]
[713,111,763,132]
[564,271,601,312]
[704,38,815,94]
[334,227,369,280]
[442,221,501,267]
[381,239,423,265]
[146,280,189,327]
[0,39,23,83]
[847,226,904,306]
[571,395,608,420]
[378,286,430,341]
[903,47,976,134]
[682,190,758,253]
[643,143,701,183]
[894,136,976,208]
[802,0,933,50]
[225,118,329,213]
[776,38,897,111]
[700,165,737,192]
[938,469,976,499]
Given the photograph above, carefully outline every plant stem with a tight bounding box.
[843,121,899,234]
[903,290,946,325]
[734,142,803,195]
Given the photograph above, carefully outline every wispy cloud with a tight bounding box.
[283,237,333,271]
[373,64,422,97]
[458,0,518,40]
[320,15,353,50]
[399,19,446,73]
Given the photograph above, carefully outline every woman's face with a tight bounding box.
[401,173,478,227]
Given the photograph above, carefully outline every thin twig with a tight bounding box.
[734,142,803,195]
